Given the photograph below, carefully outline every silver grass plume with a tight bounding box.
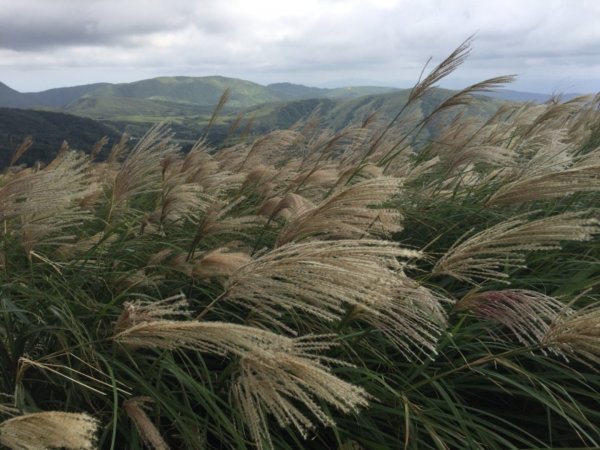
[114,294,190,334]
[0,411,98,450]
[486,163,600,206]
[486,139,600,205]
[0,151,97,253]
[107,123,179,223]
[0,151,95,222]
[153,154,213,226]
[277,177,403,245]
[456,289,567,349]
[432,211,600,284]
[114,320,369,449]
[9,136,33,167]
[542,302,600,364]
[123,397,170,450]
[192,247,251,279]
[409,36,473,104]
[237,130,301,170]
[187,199,264,259]
[377,75,515,168]
[181,139,244,195]
[260,193,315,221]
[224,239,446,357]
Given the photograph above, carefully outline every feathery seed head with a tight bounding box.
[457,289,567,348]
[0,412,98,450]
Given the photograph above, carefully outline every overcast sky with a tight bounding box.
[1,0,599,94]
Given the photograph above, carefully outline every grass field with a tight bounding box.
[1,40,600,449]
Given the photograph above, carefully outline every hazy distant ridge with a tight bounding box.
[0,76,584,112]
[0,76,401,112]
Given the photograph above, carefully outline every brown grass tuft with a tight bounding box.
[432,211,600,284]
[0,411,98,450]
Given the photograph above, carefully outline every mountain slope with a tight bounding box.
[235,88,504,138]
[66,95,215,120]
[0,82,109,108]
[482,89,584,103]
[87,76,282,108]
[0,108,119,168]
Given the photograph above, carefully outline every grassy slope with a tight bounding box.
[87,76,283,108]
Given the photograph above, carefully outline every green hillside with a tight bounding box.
[66,95,215,121]
[0,107,119,168]
[240,88,504,136]
[326,85,400,99]
[0,82,109,108]
[87,76,282,108]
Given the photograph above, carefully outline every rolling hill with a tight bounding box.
[0,81,110,108]
[0,76,399,114]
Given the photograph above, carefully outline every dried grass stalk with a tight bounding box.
[192,248,251,279]
[277,177,403,245]
[486,164,600,206]
[542,303,600,364]
[114,294,190,334]
[224,239,446,357]
[114,320,369,449]
[433,211,600,284]
[0,151,95,222]
[123,397,170,450]
[457,289,567,348]
[0,411,98,450]
[107,123,178,222]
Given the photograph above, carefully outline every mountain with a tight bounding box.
[1,76,400,115]
[481,89,584,103]
[86,76,282,108]
[66,95,215,120]
[0,108,120,168]
[266,83,329,100]
[240,88,503,136]
[265,82,398,100]
[0,82,109,108]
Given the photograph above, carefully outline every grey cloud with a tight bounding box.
[0,0,232,50]
[1,0,600,93]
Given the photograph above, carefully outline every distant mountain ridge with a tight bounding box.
[1,76,587,113]
[1,75,583,170]
[0,81,110,108]
[0,76,401,112]
[483,89,585,103]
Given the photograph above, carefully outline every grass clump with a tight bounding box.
[1,40,600,449]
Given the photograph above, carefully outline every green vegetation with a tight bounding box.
[1,41,600,449]
[0,108,119,168]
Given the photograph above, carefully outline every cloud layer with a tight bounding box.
[1,0,599,93]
